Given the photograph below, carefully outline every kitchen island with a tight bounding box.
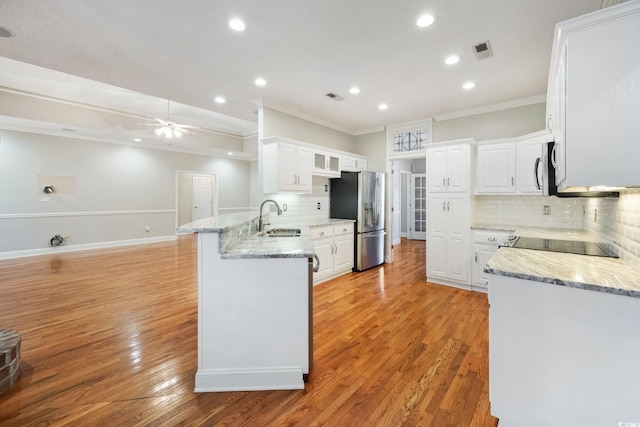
[485,242,640,426]
[178,212,315,392]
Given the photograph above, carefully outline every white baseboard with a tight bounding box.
[0,235,177,260]
[194,366,304,392]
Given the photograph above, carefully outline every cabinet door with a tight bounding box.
[516,138,544,194]
[472,244,497,287]
[552,43,567,186]
[333,235,354,271]
[426,147,447,191]
[426,194,447,278]
[446,196,469,283]
[313,238,334,280]
[446,145,469,193]
[295,145,313,191]
[476,143,515,194]
[279,142,298,190]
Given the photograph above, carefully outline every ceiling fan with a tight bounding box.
[142,100,198,138]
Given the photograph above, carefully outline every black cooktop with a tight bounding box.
[508,237,618,258]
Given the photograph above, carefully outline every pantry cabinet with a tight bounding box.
[426,139,473,289]
[426,142,469,193]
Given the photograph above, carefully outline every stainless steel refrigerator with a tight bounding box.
[330,171,385,271]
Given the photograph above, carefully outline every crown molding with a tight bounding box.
[433,94,546,122]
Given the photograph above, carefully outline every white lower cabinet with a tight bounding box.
[488,274,640,425]
[426,194,470,287]
[311,223,354,284]
[471,230,512,292]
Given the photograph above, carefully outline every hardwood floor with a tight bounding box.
[0,236,498,426]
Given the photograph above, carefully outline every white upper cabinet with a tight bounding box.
[313,150,340,177]
[474,131,553,196]
[476,140,516,194]
[516,131,551,194]
[262,137,312,193]
[341,156,367,172]
[546,2,640,190]
[426,142,470,193]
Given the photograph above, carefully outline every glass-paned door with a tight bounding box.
[410,173,426,240]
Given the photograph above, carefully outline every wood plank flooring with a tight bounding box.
[0,236,498,426]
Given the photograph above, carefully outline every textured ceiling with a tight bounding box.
[0,0,603,138]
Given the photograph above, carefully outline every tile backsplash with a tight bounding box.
[266,176,331,227]
[583,189,640,270]
[473,195,584,229]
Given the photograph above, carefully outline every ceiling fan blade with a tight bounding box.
[175,124,199,129]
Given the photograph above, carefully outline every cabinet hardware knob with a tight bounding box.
[319,232,324,236]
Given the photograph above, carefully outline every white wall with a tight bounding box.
[433,103,546,142]
[354,130,386,172]
[264,176,331,227]
[473,196,584,230]
[0,130,251,255]
[584,190,640,271]
[262,107,356,152]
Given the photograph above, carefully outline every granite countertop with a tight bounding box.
[472,223,595,241]
[309,218,355,227]
[480,224,640,298]
[223,231,314,259]
[177,211,315,260]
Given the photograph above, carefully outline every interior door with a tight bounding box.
[410,173,426,240]
[193,174,214,221]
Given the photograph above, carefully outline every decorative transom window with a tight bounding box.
[393,130,428,153]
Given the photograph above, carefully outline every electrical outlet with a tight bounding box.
[317,202,321,210]
[283,203,287,211]
[325,185,328,192]
[543,205,551,215]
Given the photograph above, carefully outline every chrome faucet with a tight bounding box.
[258,199,283,232]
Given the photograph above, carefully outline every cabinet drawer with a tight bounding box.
[472,230,512,246]
[333,223,353,237]
[310,225,333,240]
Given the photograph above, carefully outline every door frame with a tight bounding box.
[175,170,219,232]
[400,170,412,239]
[409,173,427,240]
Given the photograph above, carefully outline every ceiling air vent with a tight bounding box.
[473,41,493,60]
[325,92,345,102]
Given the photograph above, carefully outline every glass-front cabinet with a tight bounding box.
[312,150,340,177]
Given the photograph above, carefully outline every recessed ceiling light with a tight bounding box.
[227,152,234,156]
[378,103,388,111]
[255,78,266,86]
[445,55,460,65]
[214,96,226,104]
[134,138,142,142]
[463,81,476,90]
[416,14,435,28]
[349,86,360,95]
[229,18,246,31]
[0,26,11,38]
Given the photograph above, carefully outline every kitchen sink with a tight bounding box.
[264,228,301,237]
